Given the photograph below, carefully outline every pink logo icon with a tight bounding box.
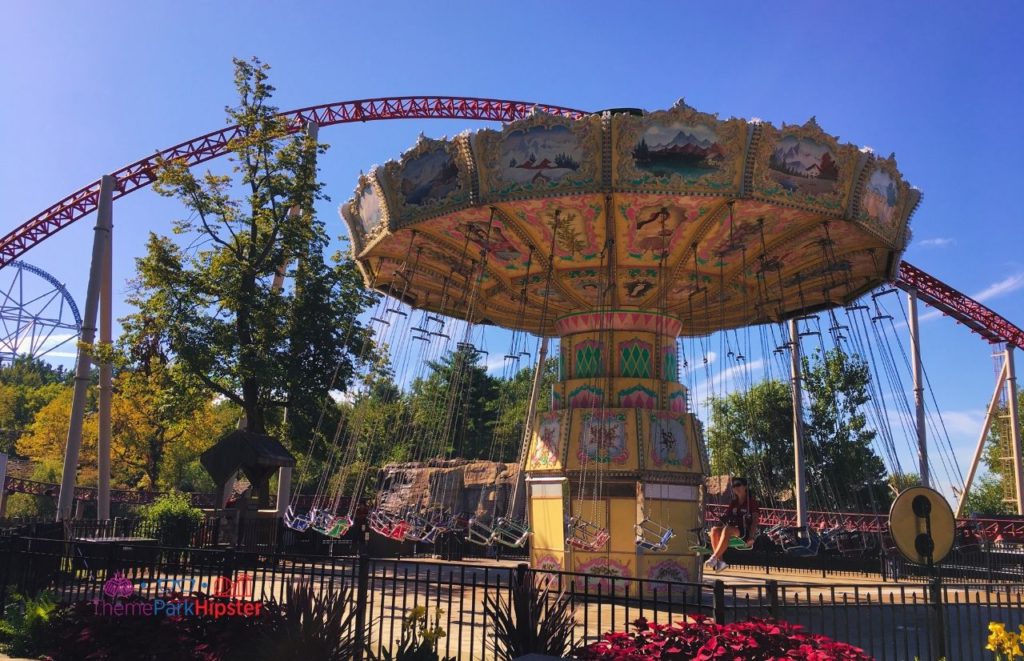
[103,573,134,599]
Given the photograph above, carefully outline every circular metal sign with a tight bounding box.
[888,486,955,565]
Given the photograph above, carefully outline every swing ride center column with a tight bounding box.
[523,311,704,583]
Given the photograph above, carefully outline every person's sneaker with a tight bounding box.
[716,559,729,571]
[704,558,717,572]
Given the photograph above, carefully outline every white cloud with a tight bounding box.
[973,272,1024,303]
[915,272,1024,324]
[917,237,955,248]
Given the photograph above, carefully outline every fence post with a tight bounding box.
[713,579,725,624]
[354,552,370,661]
[766,579,779,619]
[928,577,947,660]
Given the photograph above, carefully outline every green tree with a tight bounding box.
[962,472,1014,516]
[408,345,499,461]
[802,348,887,511]
[134,58,376,502]
[0,357,72,452]
[707,380,793,502]
[491,357,558,464]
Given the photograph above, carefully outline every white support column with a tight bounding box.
[97,214,113,520]
[789,319,808,528]
[275,467,292,518]
[1006,347,1023,515]
[908,289,929,488]
[956,361,1008,517]
[57,175,114,521]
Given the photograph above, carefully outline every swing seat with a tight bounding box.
[324,515,353,538]
[309,508,333,534]
[284,506,312,532]
[466,516,496,546]
[781,527,821,557]
[634,519,675,552]
[369,510,410,541]
[686,526,752,554]
[566,516,609,551]
[493,517,530,548]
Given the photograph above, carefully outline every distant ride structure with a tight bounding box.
[0,260,81,365]
[339,101,921,581]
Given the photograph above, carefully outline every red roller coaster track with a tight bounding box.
[2,95,1019,349]
[0,97,584,269]
[0,93,1020,349]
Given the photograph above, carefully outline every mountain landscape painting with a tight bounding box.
[400,148,460,206]
[767,136,839,195]
[357,184,383,235]
[861,169,898,226]
[632,122,724,180]
[500,124,583,186]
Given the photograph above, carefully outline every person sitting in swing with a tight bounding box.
[706,477,759,572]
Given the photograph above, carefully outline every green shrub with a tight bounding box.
[375,606,455,661]
[139,490,204,545]
[0,591,57,657]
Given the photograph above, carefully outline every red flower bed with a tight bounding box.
[577,615,873,661]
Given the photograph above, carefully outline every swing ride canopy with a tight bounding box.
[340,101,920,336]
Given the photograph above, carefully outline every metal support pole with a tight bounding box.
[509,336,548,520]
[57,175,114,521]
[955,361,1007,518]
[908,289,929,488]
[789,319,808,528]
[1006,347,1023,515]
[97,216,113,520]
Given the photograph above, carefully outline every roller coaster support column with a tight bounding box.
[57,174,114,521]
[1006,346,1023,515]
[956,360,1008,517]
[907,289,929,488]
[789,319,808,528]
[97,201,113,520]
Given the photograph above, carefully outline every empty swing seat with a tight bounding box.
[284,506,312,532]
[781,526,821,557]
[492,517,530,548]
[635,519,674,552]
[566,517,610,551]
[369,510,410,541]
[466,516,496,546]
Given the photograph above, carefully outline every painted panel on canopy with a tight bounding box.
[427,206,534,273]
[340,174,389,256]
[697,200,809,268]
[613,193,716,265]
[857,156,914,247]
[613,102,746,194]
[381,136,471,227]
[497,195,606,264]
[475,113,602,199]
[752,119,861,214]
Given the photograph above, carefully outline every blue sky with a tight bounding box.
[2,2,1023,504]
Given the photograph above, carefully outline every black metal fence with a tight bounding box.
[1,535,1021,660]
